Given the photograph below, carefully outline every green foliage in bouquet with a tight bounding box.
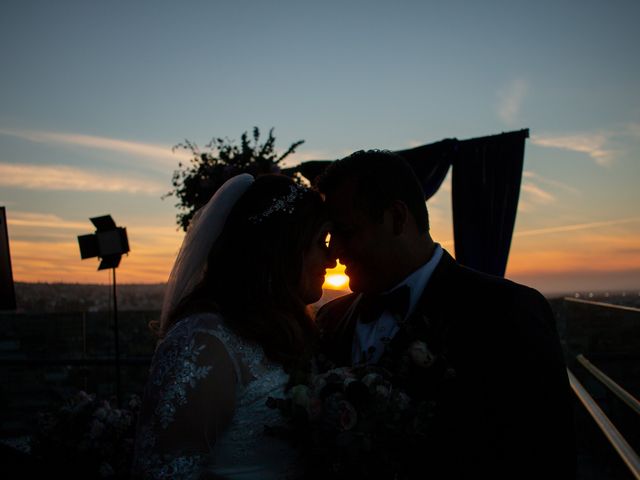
[165,127,305,231]
[31,391,141,479]
[266,360,437,479]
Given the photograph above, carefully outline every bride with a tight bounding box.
[132,174,336,479]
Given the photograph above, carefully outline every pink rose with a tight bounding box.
[307,398,323,420]
[338,400,357,431]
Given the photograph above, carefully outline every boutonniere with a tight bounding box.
[407,340,436,368]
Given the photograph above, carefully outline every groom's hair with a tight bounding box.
[316,150,429,233]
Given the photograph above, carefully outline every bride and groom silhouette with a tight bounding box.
[132,150,575,479]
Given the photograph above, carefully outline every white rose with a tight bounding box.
[408,340,435,368]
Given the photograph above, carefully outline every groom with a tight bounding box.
[315,150,575,479]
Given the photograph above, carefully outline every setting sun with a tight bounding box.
[323,261,350,290]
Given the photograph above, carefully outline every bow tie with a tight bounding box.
[357,285,410,324]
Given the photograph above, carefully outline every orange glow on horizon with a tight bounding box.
[323,261,350,290]
[7,214,640,294]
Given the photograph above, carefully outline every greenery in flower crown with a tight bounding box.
[266,357,437,479]
[30,391,141,479]
[165,127,305,231]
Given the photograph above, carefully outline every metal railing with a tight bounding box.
[577,354,640,417]
[569,360,640,479]
[563,296,640,313]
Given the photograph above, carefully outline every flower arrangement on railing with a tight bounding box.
[30,391,141,479]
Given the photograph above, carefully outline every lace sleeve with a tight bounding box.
[132,325,239,480]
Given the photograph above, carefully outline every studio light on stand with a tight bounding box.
[78,215,129,407]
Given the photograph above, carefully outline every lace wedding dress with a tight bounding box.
[132,313,302,479]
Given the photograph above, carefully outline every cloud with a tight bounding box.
[531,132,616,166]
[497,79,528,125]
[507,221,640,288]
[8,211,184,246]
[520,182,555,204]
[10,238,178,283]
[514,216,640,238]
[8,211,184,282]
[8,223,184,283]
[517,171,565,212]
[0,128,188,171]
[8,212,178,236]
[7,211,89,230]
[0,162,164,194]
[522,171,580,195]
[281,148,352,168]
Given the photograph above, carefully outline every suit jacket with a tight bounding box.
[316,250,575,479]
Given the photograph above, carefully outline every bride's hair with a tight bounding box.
[162,174,327,369]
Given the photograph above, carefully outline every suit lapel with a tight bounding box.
[322,249,460,368]
[383,250,458,363]
[375,250,461,399]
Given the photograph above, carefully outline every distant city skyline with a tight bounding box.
[1,1,639,294]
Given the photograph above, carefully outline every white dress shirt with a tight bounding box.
[352,243,444,365]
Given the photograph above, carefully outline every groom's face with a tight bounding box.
[324,180,397,294]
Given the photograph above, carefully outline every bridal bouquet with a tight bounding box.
[31,391,141,479]
[266,359,437,479]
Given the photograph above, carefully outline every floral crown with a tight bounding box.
[248,183,309,224]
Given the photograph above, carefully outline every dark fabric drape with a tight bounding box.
[451,131,526,277]
[395,139,457,200]
[282,129,528,278]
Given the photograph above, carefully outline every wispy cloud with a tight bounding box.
[10,238,182,283]
[522,171,580,195]
[521,182,555,205]
[0,162,164,194]
[515,216,640,238]
[407,140,424,148]
[531,132,615,166]
[8,211,183,244]
[281,149,337,165]
[507,221,640,285]
[517,171,562,212]
[281,148,358,170]
[10,238,178,283]
[0,128,187,170]
[8,210,184,282]
[497,79,528,125]
[7,212,89,230]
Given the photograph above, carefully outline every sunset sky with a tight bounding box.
[1,1,639,295]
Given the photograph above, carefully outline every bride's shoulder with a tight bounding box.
[154,312,246,382]
[165,312,258,357]
[164,311,225,337]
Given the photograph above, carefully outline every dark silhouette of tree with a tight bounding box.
[165,127,304,231]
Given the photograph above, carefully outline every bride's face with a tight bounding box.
[299,221,336,304]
